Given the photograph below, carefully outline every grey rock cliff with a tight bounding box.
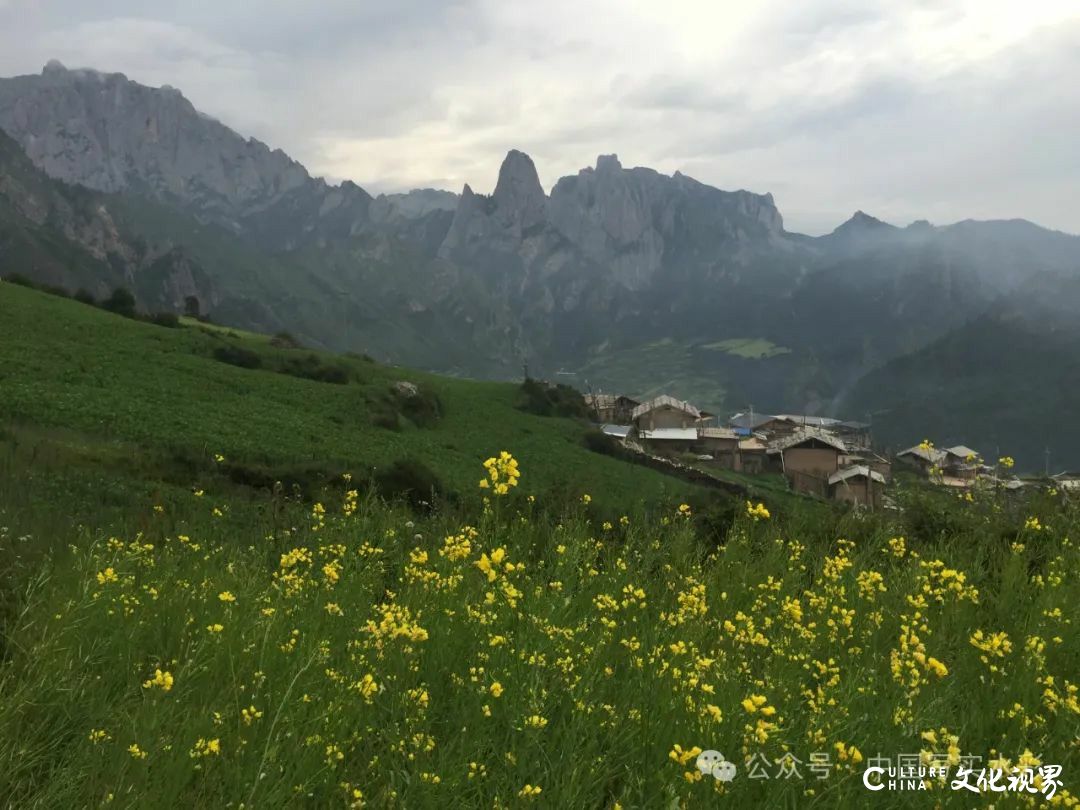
[0,62,367,239]
[491,149,547,236]
[548,154,787,289]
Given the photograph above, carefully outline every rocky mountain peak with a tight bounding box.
[492,149,547,234]
[838,210,894,232]
[0,64,318,227]
[595,154,622,174]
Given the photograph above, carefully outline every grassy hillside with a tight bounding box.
[0,281,709,513]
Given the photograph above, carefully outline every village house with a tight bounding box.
[696,426,742,468]
[840,449,892,482]
[829,465,887,509]
[736,437,768,474]
[585,393,639,425]
[1051,472,1080,493]
[631,395,702,430]
[940,445,983,480]
[897,444,948,474]
[768,428,848,496]
[697,426,740,454]
[633,426,699,455]
[728,412,787,436]
[897,443,985,485]
[773,414,843,431]
[834,420,873,450]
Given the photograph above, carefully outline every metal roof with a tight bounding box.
[829,465,887,486]
[768,427,848,454]
[699,427,740,440]
[600,424,631,438]
[631,395,701,420]
[898,445,948,464]
[842,450,889,464]
[774,414,843,428]
[728,412,776,430]
[638,427,698,441]
[945,445,981,461]
[738,437,767,451]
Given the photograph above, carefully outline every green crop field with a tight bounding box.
[0,282,707,514]
[700,337,792,360]
[0,281,1077,808]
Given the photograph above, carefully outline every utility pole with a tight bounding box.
[1045,447,1051,478]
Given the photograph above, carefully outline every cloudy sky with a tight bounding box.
[0,0,1077,234]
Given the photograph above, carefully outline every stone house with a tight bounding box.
[768,428,848,495]
[736,437,768,474]
[585,393,639,424]
[697,427,741,460]
[635,427,698,456]
[829,465,886,509]
[631,395,702,430]
[897,444,948,474]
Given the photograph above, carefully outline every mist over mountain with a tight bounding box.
[2,61,1080,468]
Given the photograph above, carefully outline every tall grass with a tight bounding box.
[0,459,1077,808]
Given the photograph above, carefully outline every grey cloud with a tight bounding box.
[0,1,1076,235]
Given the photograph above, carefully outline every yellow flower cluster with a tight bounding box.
[745,501,770,521]
[189,738,221,758]
[478,451,520,495]
[970,629,1013,673]
[142,669,174,692]
[440,526,477,561]
[364,602,429,645]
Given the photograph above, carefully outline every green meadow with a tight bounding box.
[0,281,1077,808]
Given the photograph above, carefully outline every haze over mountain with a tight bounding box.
[2,62,1080,468]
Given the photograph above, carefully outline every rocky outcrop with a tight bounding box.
[491,150,547,237]
[0,62,367,240]
[369,189,458,223]
[0,126,218,307]
[547,154,787,289]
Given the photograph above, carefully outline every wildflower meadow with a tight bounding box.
[1,452,1078,808]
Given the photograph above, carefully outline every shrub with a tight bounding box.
[270,331,301,349]
[279,354,350,385]
[40,284,71,298]
[148,312,180,328]
[373,458,445,511]
[582,428,625,458]
[393,382,442,428]
[219,460,343,500]
[2,273,37,288]
[101,287,137,319]
[212,344,262,370]
[369,397,401,431]
[73,289,97,306]
[516,378,589,418]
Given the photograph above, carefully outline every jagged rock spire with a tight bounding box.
[492,149,547,233]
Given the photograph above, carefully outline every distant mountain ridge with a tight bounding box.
[2,61,1080,468]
